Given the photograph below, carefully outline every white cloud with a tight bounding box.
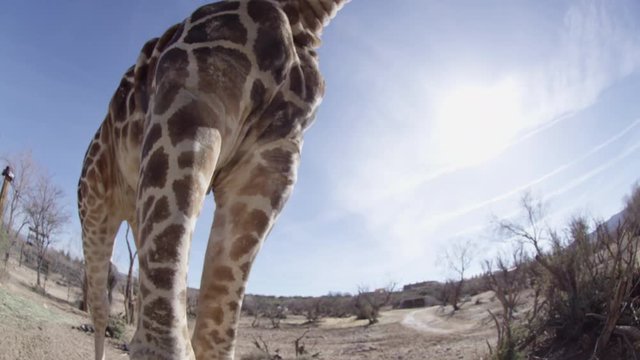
[328,0,640,269]
[521,0,640,129]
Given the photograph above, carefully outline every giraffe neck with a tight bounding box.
[279,0,348,48]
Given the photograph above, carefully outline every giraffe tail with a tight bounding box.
[302,0,349,28]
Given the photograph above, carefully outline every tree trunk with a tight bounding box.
[18,241,24,267]
[124,262,135,324]
[36,259,42,287]
[79,271,88,311]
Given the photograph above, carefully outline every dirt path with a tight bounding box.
[1,262,498,359]
[400,292,499,335]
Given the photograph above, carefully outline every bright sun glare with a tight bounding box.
[434,78,524,167]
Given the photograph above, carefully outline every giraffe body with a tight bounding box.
[77,1,346,359]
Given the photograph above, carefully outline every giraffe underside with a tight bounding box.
[78,1,346,359]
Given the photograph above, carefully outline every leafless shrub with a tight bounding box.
[264,303,286,329]
[248,336,282,360]
[294,330,320,358]
[483,244,529,360]
[242,332,321,360]
[303,299,322,324]
[496,188,640,359]
[354,283,395,325]
[186,291,198,319]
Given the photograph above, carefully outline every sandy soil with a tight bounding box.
[0,261,498,360]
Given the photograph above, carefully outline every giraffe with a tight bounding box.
[77,1,347,359]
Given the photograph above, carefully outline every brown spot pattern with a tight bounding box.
[236,209,270,235]
[239,262,250,281]
[139,276,151,297]
[248,0,291,82]
[177,151,195,169]
[185,14,247,45]
[298,52,325,102]
[141,195,156,222]
[141,124,162,159]
[153,48,190,115]
[127,90,136,116]
[282,3,299,25]
[134,37,159,114]
[156,22,184,51]
[148,267,174,290]
[149,224,185,263]
[207,282,229,297]
[238,163,292,210]
[192,46,250,110]
[250,79,266,109]
[191,1,240,23]
[140,147,168,190]
[288,65,304,97]
[88,142,100,158]
[148,196,170,224]
[211,306,224,325]
[258,94,305,141]
[261,148,296,173]
[228,301,238,312]
[229,234,259,261]
[212,265,234,282]
[167,100,218,147]
[131,121,143,144]
[144,297,173,327]
[109,77,132,123]
[172,175,200,217]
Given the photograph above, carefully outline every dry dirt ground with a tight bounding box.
[0,261,500,360]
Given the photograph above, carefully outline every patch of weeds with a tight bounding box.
[107,315,127,340]
[0,286,70,325]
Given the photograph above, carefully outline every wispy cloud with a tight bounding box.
[327,0,640,268]
[414,118,640,231]
[521,0,640,129]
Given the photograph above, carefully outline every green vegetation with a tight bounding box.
[0,286,70,325]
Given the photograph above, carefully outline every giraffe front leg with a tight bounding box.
[192,139,302,360]
[129,98,222,359]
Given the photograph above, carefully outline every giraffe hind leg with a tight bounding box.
[81,205,122,360]
[130,94,222,359]
[192,138,302,360]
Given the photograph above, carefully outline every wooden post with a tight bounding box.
[0,166,15,226]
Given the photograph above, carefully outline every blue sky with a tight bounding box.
[2,0,640,296]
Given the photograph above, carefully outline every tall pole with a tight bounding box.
[0,166,15,227]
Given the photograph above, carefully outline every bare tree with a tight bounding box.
[80,269,89,311]
[24,172,68,288]
[123,224,138,324]
[483,244,530,359]
[354,283,396,325]
[107,261,118,305]
[443,239,475,311]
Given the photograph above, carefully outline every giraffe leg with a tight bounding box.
[129,95,221,359]
[81,210,121,360]
[192,138,301,360]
